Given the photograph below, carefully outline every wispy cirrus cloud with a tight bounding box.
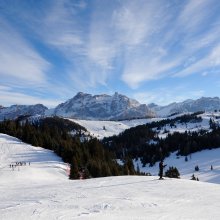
[133,88,205,106]
[117,0,220,88]
[0,18,50,86]
[177,0,213,32]
[0,86,61,107]
[24,0,220,90]
[175,43,220,77]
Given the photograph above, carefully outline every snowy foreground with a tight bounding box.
[1,134,220,220]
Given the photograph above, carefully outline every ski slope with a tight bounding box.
[1,133,220,219]
[0,133,68,184]
[134,148,220,184]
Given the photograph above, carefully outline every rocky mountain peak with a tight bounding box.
[53,92,154,120]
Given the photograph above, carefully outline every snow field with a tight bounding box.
[134,148,220,184]
[67,112,220,140]
[1,133,220,219]
[69,118,162,139]
[0,133,68,184]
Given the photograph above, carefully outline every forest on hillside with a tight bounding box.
[0,117,140,179]
[1,112,220,178]
[103,112,220,166]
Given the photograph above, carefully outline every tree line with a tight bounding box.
[103,113,220,167]
[0,117,141,179]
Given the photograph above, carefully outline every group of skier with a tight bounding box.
[9,161,30,171]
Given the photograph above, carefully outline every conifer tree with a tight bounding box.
[69,158,79,179]
[165,166,180,178]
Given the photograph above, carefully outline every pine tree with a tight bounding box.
[69,158,79,179]
[165,166,180,178]
[136,164,140,174]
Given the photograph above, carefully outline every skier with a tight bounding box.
[159,160,166,179]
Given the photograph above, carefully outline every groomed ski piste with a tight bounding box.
[1,133,220,219]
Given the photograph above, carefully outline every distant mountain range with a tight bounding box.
[53,92,155,120]
[0,104,48,121]
[149,97,220,116]
[1,93,220,120]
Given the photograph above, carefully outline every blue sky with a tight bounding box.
[1,0,220,107]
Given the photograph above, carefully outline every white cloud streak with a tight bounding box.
[0,19,50,86]
[28,0,220,89]
[0,87,61,107]
[1,0,220,101]
[175,43,220,77]
[119,0,220,87]
[133,89,205,106]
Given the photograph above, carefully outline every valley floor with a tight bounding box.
[1,133,220,220]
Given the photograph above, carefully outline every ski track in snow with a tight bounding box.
[1,133,220,219]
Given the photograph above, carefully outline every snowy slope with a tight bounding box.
[68,118,162,139]
[154,112,219,139]
[68,112,219,139]
[135,148,220,184]
[0,133,68,183]
[1,133,220,219]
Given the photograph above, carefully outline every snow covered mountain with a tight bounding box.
[53,92,155,120]
[2,94,220,121]
[0,104,48,121]
[151,97,220,116]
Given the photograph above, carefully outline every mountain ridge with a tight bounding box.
[0,104,48,121]
[1,93,220,120]
[53,92,155,120]
[151,96,220,116]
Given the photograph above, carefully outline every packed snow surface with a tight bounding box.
[1,133,220,219]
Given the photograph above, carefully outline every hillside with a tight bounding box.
[69,118,162,139]
[1,133,220,220]
[68,112,219,139]
[135,148,220,184]
[0,133,68,183]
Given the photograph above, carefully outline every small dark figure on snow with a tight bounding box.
[159,160,167,179]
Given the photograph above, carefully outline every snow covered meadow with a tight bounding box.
[69,112,220,139]
[1,133,220,219]
[69,118,162,139]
